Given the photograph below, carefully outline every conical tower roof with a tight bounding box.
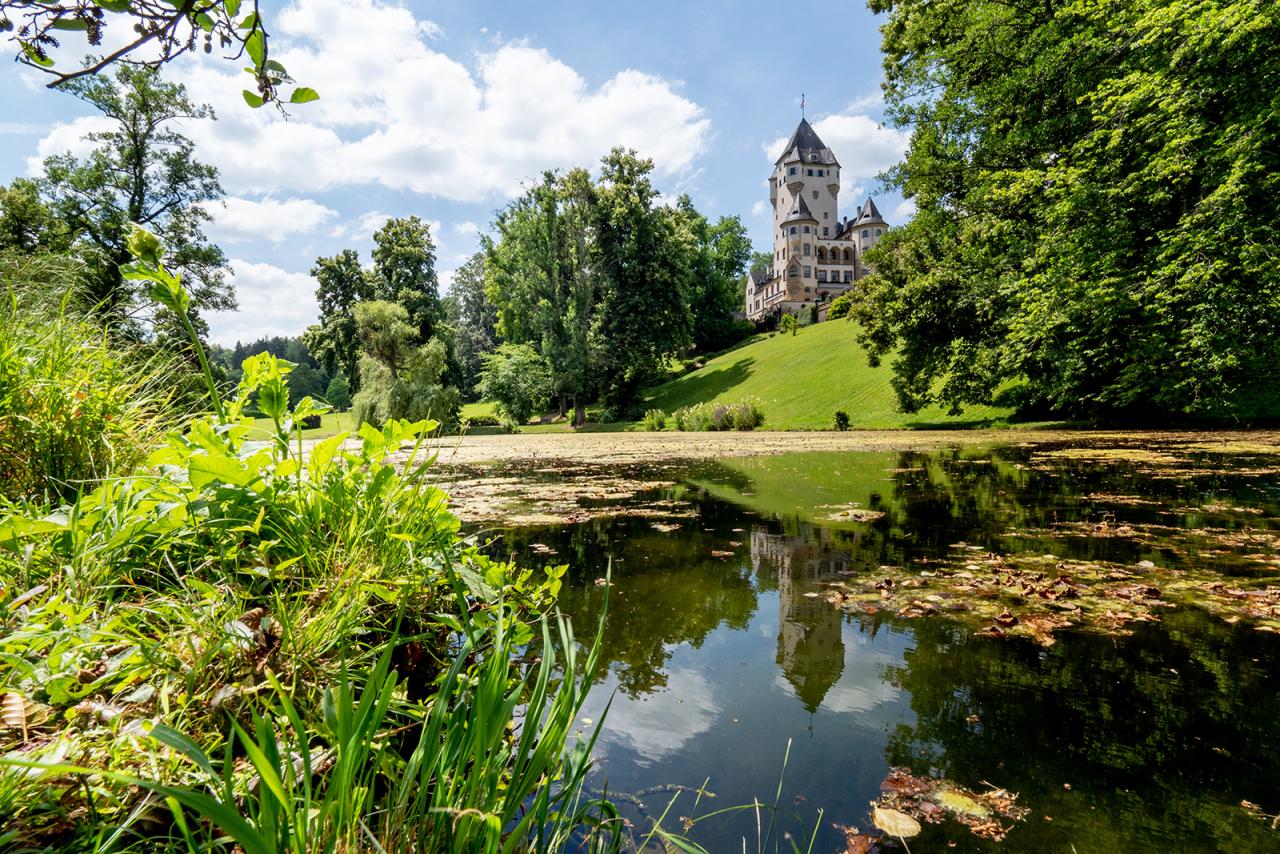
[775,118,839,166]
[854,196,886,225]
[782,193,817,224]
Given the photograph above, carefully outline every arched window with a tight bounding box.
[817,247,827,261]
[789,226,798,235]
[842,248,852,262]
[862,229,869,238]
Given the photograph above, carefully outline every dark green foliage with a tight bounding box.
[675,198,753,354]
[324,373,351,411]
[857,0,1280,419]
[834,410,850,431]
[0,178,70,254]
[443,251,497,399]
[476,343,553,426]
[592,149,693,416]
[779,313,797,337]
[371,216,441,342]
[39,66,230,338]
[303,249,374,389]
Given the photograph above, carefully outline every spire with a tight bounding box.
[775,117,839,166]
[855,196,885,224]
[782,193,817,223]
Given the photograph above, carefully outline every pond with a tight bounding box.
[458,438,1280,852]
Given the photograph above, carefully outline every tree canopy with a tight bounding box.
[855,0,1280,420]
[39,66,231,338]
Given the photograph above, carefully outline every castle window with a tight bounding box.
[817,270,827,282]
[823,226,829,236]
[802,225,810,233]
[876,228,883,236]
[788,167,797,176]
[803,243,811,256]
[812,190,819,200]
[823,212,828,219]
[844,271,853,282]
[789,226,797,235]
[862,229,869,237]
[806,168,813,176]
[817,247,826,260]
[843,249,852,262]
[803,266,811,277]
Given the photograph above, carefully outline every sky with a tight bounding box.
[0,0,912,346]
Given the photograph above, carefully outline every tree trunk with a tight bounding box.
[558,393,567,419]
[573,395,586,428]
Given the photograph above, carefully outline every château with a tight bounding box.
[745,117,889,322]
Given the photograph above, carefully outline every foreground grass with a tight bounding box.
[644,320,1013,430]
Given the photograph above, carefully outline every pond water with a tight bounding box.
[471,440,1280,852]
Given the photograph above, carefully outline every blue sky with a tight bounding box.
[0,0,910,345]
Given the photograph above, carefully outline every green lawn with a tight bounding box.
[247,410,357,440]
[642,319,1013,430]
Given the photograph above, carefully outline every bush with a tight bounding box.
[0,234,597,848]
[672,398,764,432]
[643,408,667,431]
[828,293,854,320]
[834,410,850,431]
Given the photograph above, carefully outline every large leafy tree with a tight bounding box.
[486,169,599,425]
[40,65,231,337]
[371,216,440,342]
[673,197,752,354]
[303,249,373,390]
[591,148,693,417]
[442,250,497,399]
[855,0,1280,419]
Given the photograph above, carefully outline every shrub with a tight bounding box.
[779,314,798,336]
[827,293,854,320]
[672,398,764,432]
[643,408,667,431]
[834,410,850,431]
[352,337,460,433]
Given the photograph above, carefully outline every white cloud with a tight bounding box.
[26,115,115,173]
[90,0,712,203]
[578,667,721,766]
[891,198,916,222]
[206,260,317,344]
[452,221,479,237]
[202,196,338,243]
[750,200,768,217]
[764,111,909,196]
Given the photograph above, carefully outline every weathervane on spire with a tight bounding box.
[801,93,805,119]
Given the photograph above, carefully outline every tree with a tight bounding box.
[476,343,553,426]
[591,148,693,417]
[443,251,497,399]
[349,300,460,431]
[486,169,598,425]
[303,249,373,389]
[0,0,310,107]
[324,374,351,411]
[674,197,752,353]
[371,216,440,342]
[40,66,231,337]
[0,178,70,254]
[856,0,1280,419]
[779,313,797,337]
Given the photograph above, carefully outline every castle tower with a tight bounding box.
[745,114,890,323]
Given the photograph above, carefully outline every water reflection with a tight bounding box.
[488,442,1280,851]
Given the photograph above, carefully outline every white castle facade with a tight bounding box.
[745,117,889,322]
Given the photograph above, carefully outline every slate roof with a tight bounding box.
[854,196,886,225]
[775,118,839,166]
[782,193,817,223]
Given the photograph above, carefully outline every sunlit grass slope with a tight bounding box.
[644,320,1012,430]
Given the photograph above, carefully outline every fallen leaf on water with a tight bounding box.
[710,550,735,558]
[873,806,921,838]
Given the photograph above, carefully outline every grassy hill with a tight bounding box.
[643,319,1012,430]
